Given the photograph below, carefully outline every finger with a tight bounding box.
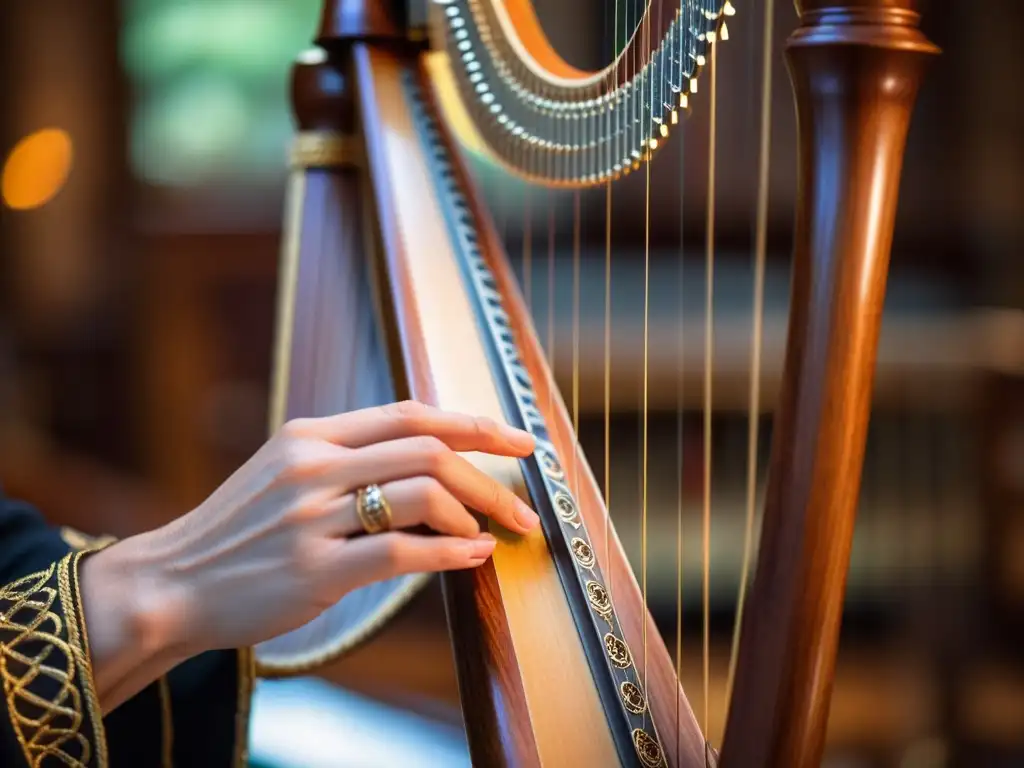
[337,436,539,534]
[325,476,481,539]
[332,532,497,589]
[286,400,535,457]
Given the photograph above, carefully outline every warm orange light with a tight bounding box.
[1,128,73,211]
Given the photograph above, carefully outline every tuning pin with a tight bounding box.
[648,138,659,150]
[720,22,730,41]
[723,1,736,16]
[690,78,698,93]
[697,54,706,67]
[659,122,669,138]
[670,110,679,125]
[679,93,689,108]
[707,30,717,43]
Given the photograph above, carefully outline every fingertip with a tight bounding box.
[465,534,497,559]
[513,500,540,532]
[499,424,536,455]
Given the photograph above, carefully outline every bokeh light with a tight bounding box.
[1,128,73,210]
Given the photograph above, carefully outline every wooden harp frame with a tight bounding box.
[259,1,939,766]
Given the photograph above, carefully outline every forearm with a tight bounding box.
[78,532,193,713]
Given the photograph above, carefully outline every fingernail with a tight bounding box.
[514,501,540,531]
[467,535,497,559]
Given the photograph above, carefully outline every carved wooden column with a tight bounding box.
[720,4,938,766]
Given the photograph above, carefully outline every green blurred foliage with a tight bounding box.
[123,0,320,186]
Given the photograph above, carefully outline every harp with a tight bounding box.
[256,0,938,765]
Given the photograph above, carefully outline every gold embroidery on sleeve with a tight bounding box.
[158,675,174,768]
[232,647,255,768]
[0,552,107,767]
[59,527,117,553]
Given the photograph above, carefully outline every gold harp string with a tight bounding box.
[604,0,619,616]
[725,0,774,711]
[675,63,686,759]
[548,198,556,402]
[604,181,614,604]
[702,25,719,748]
[572,189,581,462]
[640,0,657,701]
[523,189,532,311]
[571,189,582,546]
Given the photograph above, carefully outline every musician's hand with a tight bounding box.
[79,401,537,712]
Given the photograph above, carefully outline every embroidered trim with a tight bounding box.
[0,552,108,767]
[59,528,117,554]
[232,647,254,768]
[158,676,173,768]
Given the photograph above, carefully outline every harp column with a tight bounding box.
[720,3,938,767]
[270,0,407,437]
[268,47,365,434]
[259,9,415,674]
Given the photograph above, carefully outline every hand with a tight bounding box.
[80,401,537,712]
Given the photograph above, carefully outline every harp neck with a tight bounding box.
[720,3,938,767]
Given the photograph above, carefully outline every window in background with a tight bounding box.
[123,0,320,188]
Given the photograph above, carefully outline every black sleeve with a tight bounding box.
[0,489,254,767]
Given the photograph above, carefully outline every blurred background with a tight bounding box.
[1,0,1022,766]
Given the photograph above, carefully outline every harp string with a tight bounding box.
[572,190,581,503]
[702,22,718,749]
[640,0,656,706]
[725,0,774,713]
[675,36,686,760]
[603,0,620,635]
[523,191,532,311]
[547,199,556,407]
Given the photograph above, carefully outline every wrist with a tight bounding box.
[79,533,195,711]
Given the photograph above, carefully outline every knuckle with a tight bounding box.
[414,435,448,467]
[291,536,328,580]
[283,500,327,526]
[488,481,505,513]
[383,536,410,568]
[277,442,330,483]
[472,415,495,440]
[279,417,311,438]
[416,478,449,524]
[384,399,428,426]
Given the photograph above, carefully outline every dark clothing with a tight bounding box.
[0,490,252,767]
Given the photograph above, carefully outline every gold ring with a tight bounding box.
[356,484,392,534]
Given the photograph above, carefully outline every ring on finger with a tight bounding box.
[356,483,393,534]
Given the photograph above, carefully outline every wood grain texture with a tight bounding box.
[257,46,432,674]
[418,58,710,768]
[356,46,619,768]
[719,4,938,766]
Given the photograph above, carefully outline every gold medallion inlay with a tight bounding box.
[585,580,612,625]
[633,728,664,768]
[537,447,565,481]
[553,491,581,528]
[570,537,595,569]
[603,633,631,669]
[619,681,647,714]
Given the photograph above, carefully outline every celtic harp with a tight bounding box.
[257,0,938,766]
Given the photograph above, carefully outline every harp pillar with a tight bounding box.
[270,0,406,436]
[259,2,420,673]
[720,3,938,766]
